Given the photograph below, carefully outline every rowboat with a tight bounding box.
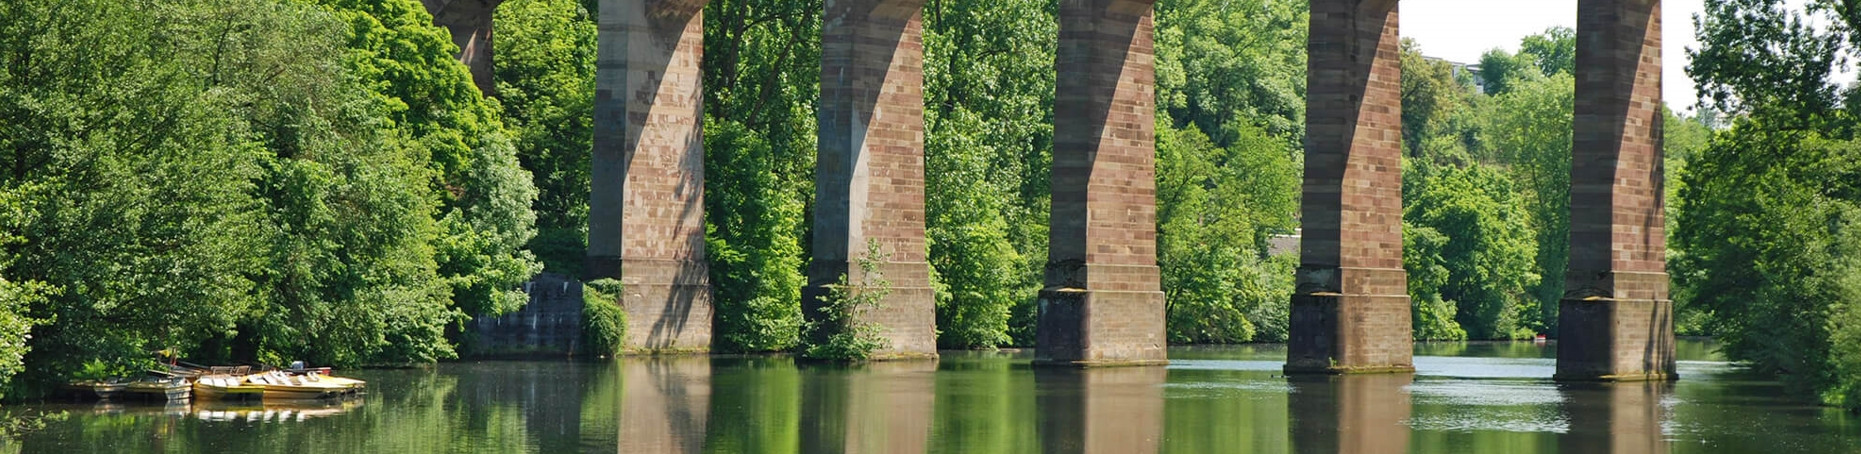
[248,372,348,400]
[124,377,191,401]
[193,375,264,400]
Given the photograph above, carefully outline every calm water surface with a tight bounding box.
[3,340,1857,453]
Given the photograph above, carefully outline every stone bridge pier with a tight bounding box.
[1558,0,1674,382]
[1036,0,1168,366]
[587,0,713,352]
[1286,0,1412,375]
[807,0,938,359]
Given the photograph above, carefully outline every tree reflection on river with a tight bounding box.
[1,339,1856,453]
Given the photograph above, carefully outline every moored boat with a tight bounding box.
[62,380,127,400]
[304,371,366,392]
[193,375,264,401]
[124,377,191,401]
[248,372,347,400]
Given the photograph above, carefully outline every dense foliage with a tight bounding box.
[494,0,597,276]
[698,0,817,353]
[0,0,539,395]
[1672,0,1861,410]
[580,279,626,357]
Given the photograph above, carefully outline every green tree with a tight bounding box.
[1404,163,1542,340]
[700,0,818,352]
[1404,222,1466,341]
[1676,0,1861,409]
[924,0,1058,347]
[0,0,272,385]
[1400,38,1473,159]
[1155,0,1309,142]
[705,120,806,352]
[312,0,543,321]
[1156,120,1298,344]
[1477,49,1539,95]
[493,0,598,275]
[1476,73,1574,331]
[1519,26,1576,77]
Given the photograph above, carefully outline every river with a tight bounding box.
[2,339,1856,453]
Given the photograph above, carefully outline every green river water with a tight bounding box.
[2,340,1856,453]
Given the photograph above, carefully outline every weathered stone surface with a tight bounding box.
[588,0,712,353]
[1041,0,1167,367]
[809,0,937,359]
[1285,293,1413,374]
[1287,0,1411,375]
[464,273,583,358]
[1036,289,1167,366]
[1560,0,1674,382]
[421,0,502,94]
[1557,297,1675,381]
[1036,367,1166,454]
[1289,374,1413,454]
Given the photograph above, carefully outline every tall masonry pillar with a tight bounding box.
[1286,0,1412,375]
[809,0,937,358]
[1039,0,1167,367]
[588,0,712,352]
[421,0,502,94]
[1559,0,1674,382]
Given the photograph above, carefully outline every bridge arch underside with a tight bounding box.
[557,0,1672,377]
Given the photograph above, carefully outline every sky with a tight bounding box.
[1401,0,1707,114]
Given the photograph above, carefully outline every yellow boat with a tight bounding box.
[248,372,347,400]
[303,371,366,392]
[193,375,264,400]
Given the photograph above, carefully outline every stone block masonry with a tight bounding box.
[1039,0,1167,367]
[588,0,712,353]
[1286,0,1412,375]
[464,273,583,357]
[808,0,938,359]
[1559,0,1674,382]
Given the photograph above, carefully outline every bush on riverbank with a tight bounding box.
[580,279,627,358]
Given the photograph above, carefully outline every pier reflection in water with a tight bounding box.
[1036,367,1166,454]
[4,340,1859,453]
[1559,382,1669,454]
[1288,374,1412,454]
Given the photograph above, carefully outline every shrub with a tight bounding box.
[803,241,891,361]
[581,279,627,358]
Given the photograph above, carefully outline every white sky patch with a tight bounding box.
[1400,0,1706,114]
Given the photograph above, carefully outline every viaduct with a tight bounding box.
[425,0,1675,381]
